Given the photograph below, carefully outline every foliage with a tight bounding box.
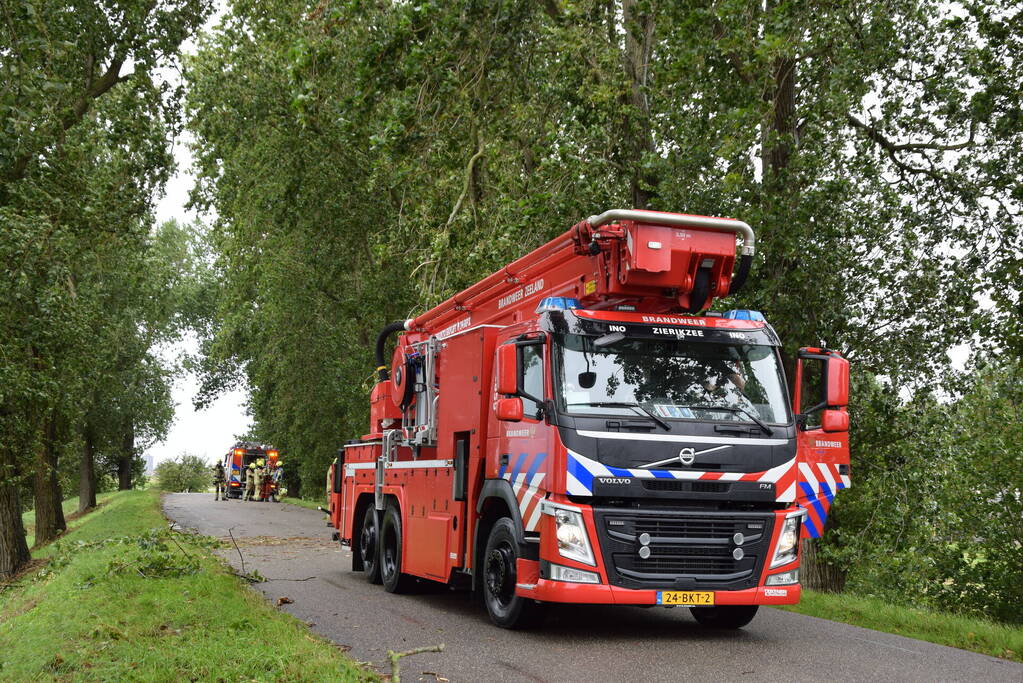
[826,360,1023,623]
[0,490,373,681]
[154,454,211,492]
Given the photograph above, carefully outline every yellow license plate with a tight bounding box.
[657,591,714,606]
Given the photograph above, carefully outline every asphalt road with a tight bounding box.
[163,493,1021,682]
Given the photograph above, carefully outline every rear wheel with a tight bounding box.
[689,605,759,629]
[482,518,546,629]
[358,507,382,584]
[380,504,414,593]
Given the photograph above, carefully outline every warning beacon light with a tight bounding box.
[724,309,766,322]
[536,297,581,314]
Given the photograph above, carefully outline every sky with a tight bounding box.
[146,3,249,467]
[148,132,251,466]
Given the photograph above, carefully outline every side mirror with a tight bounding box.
[826,355,849,407]
[497,397,524,422]
[821,409,849,433]
[497,344,518,395]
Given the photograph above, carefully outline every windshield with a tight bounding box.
[553,333,790,425]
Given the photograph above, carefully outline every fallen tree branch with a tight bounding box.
[227,527,245,575]
[387,644,445,683]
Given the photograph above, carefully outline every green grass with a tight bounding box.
[281,496,326,512]
[21,491,118,548]
[776,590,1022,662]
[0,490,373,682]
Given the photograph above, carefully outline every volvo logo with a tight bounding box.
[639,444,731,470]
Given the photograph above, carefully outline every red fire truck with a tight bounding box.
[224,441,279,499]
[327,209,850,629]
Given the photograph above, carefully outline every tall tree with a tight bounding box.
[0,0,212,577]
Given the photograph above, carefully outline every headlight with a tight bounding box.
[770,515,801,568]
[554,508,595,566]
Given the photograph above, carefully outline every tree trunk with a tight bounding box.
[285,468,301,500]
[79,421,97,513]
[758,0,798,192]
[800,538,846,593]
[621,0,658,209]
[766,55,797,182]
[118,415,135,490]
[0,448,31,579]
[32,415,66,546]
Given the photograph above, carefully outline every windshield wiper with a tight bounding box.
[685,404,774,435]
[568,401,671,431]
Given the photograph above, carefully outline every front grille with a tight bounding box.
[692,481,730,493]
[629,518,735,538]
[641,480,730,493]
[593,508,774,590]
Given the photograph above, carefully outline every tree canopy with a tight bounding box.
[155,454,212,493]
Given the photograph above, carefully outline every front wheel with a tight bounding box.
[482,518,546,629]
[359,507,382,584]
[689,605,759,629]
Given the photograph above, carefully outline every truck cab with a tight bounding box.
[486,304,849,626]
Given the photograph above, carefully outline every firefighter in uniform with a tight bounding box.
[243,462,257,501]
[270,461,284,502]
[213,461,227,501]
[254,459,266,501]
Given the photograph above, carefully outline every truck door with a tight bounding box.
[792,348,851,538]
[490,334,550,534]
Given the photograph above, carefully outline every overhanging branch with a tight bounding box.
[846,113,977,180]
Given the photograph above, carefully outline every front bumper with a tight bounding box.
[514,561,799,605]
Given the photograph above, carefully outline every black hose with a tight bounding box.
[728,254,752,296]
[686,266,712,313]
[375,320,407,381]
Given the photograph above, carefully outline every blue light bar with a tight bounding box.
[536,297,580,313]
[723,309,766,322]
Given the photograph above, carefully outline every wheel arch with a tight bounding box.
[473,479,531,593]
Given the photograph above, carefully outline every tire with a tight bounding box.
[359,507,382,585]
[482,518,546,629]
[379,504,415,593]
[689,605,759,629]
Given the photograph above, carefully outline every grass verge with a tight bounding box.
[22,491,118,548]
[281,497,326,512]
[0,490,373,682]
[776,589,1022,662]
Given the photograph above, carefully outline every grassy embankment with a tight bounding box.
[22,492,118,548]
[0,490,373,682]
[778,590,1022,662]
